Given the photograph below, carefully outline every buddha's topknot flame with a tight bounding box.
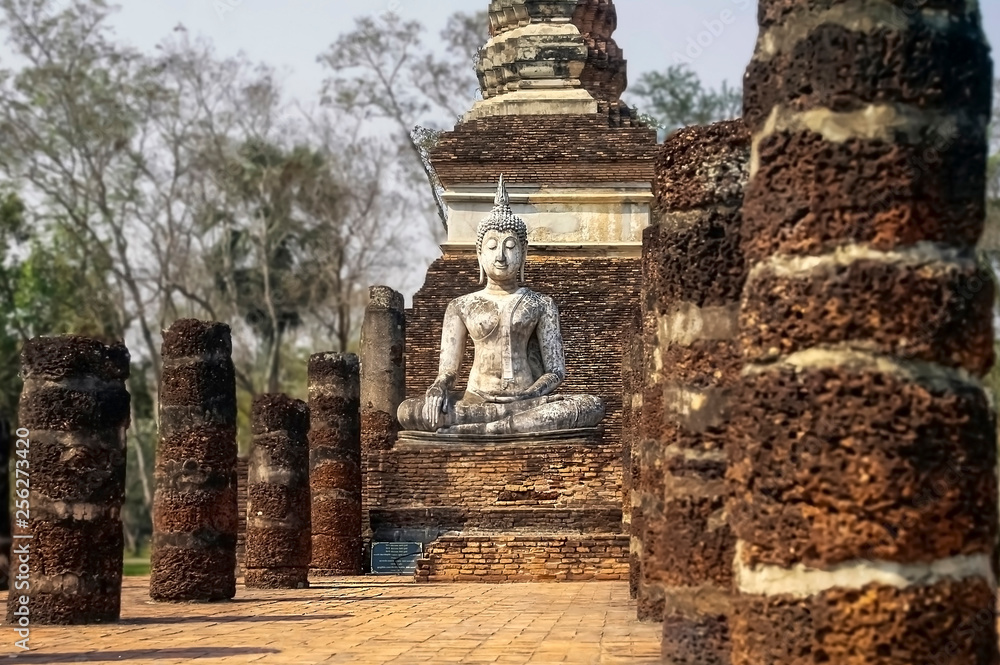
[476,174,528,253]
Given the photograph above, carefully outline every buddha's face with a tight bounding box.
[479,229,525,284]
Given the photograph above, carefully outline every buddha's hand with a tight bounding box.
[424,384,451,429]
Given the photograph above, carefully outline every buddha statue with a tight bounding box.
[398,176,605,435]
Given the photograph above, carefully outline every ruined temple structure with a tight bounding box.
[309,353,363,576]
[368,0,656,581]
[730,1,998,662]
[637,122,749,660]
[245,394,311,589]
[150,320,238,602]
[6,337,130,624]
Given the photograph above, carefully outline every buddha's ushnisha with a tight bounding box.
[397,176,605,435]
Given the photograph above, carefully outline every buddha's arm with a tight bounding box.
[518,298,567,399]
[425,301,466,427]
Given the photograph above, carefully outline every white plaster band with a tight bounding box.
[737,543,996,597]
[655,302,739,348]
[743,346,981,393]
[749,104,979,177]
[755,0,966,62]
[748,241,976,280]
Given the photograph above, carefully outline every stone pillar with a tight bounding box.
[636,229,666,622]
[6,337,130,624]
[150,320,238,602]
[731,2,997,662]
[646,121,749,663]
[360,286,405,553]
[621,313,642,600]
[309,353,362,576]
[245,394,311,588]
[0,420,10,591]
[360,286,405,453]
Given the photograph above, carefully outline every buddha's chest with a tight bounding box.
[463,292,540,344]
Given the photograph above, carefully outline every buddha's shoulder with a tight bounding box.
[520,289,557,310]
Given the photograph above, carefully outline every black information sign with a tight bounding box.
[371,542,423,575]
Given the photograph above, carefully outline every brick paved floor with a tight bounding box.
[1,577,661,664]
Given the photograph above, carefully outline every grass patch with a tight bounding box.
[123,558,150,576]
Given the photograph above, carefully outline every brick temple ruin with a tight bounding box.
[366,0,656,583]
[3,1,999,662]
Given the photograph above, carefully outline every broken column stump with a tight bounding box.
[245,394,311,589]
[309,353,362,576]
[648,120,749,663]
[150,320,238,602]
[621,313,642,601]
[6,336,130,624]
[359,286,405,558]
[731,1,998,662]
[360,286,405,454]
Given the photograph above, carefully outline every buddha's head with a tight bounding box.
[476,175,528,285]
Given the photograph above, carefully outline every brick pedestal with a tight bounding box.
[731,3,997,662]
[6,337,130,623]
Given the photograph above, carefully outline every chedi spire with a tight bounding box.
[469,0,629,122]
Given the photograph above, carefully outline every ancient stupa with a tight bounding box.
[364,0,657,582]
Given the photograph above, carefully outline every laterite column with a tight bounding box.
[621,314,642,600]
[359,286,405,550]
[636,214,667,621]
[649,121,749,663]
[7,337,130,623]
[245,394,311,588]
[151,320,238,601]
[309,353,362,576]
[732,1,997,662]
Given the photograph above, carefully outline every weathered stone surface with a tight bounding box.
[741,258,994,372]
[744,21,991,131]
[734,0,997,660]
[638,123,748,653]
[661,613,730,665]
[729,365,996,569]
[309,353,362,575]
[150,319,237,602]
[621,314,642,599]
[741,130,988,264]
[245,394,310,589]
[472,0,633,123]
[731,579,997,665]
[6,336,129,624]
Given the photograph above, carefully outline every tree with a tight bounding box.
[318,10,487,233]
[629,64,743,137]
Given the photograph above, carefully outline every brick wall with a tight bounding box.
[369,434,623,539]
[414,534,629,583]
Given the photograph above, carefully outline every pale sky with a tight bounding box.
[108,1,1000,114]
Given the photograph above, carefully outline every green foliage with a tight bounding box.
[630,64,743,138]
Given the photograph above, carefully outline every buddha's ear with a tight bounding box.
[479,261,486,285]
